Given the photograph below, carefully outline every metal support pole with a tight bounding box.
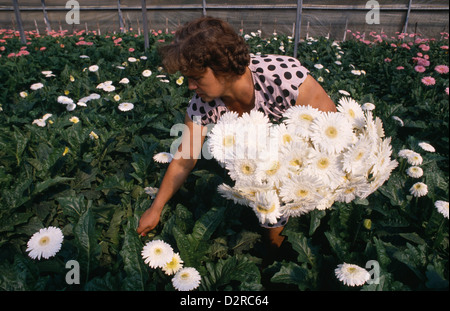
[202,0,207,17]
[293,0,303,59]
[12,0,26,44]
[404,0,413,33]
[141,0,149,50]
[118,0,125,33]
[41,0,51,33]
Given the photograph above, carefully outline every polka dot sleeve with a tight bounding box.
[250,54,309,122]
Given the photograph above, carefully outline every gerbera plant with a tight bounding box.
[207,97,398,227]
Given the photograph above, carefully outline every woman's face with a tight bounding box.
[186,67,228,102]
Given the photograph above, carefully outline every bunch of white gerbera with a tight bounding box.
[141,239,201,291]
[208,97,398,227]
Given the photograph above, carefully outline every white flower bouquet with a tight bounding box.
[207,97,398,227]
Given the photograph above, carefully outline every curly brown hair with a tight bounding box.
[159,17,250,78]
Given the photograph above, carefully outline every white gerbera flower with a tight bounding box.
[57,95,74,105]
[283,105,320,138]
[32,118,46,127]
[153,152,173,163]
[88,65,99,72]
[335,263,370,287]
[338,90,351,96]
[141,240,174,269]
[217,183,249,206]
[279,173,324,205]
[260,158,289,187]
[162,253,183,276]
[361,102,375,111]
[370,138,398,178]
[280,141,310,173]
[270,123,297,148]
[172,267,201,291]
[119,78,130,84]
[406,166,423,178]
[280,201,316,217]
[30,82,44,90]
[398,149,415,159]
[341,137,374,175]
[314,63,324,69]
[406,152,423,166]
[409,182,428,197]
[335,176,371,203]
[26,226,64,260]
[337,97,365,128]
[102,84,116,92]
[305,149,345,189]
[249,190,282,225]
[142,69,152,77]
[434,200,449,219]
[418,142,435,153]
[310,112,353,154]
[364,111,385,142]
[225,158,263,184]
[118,102,134,111]
[208,121,239,163]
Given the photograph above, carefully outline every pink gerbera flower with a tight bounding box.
[435,65,449,74]
[414,65,426,73]
[419,44,430,51]
[421,76,436,86]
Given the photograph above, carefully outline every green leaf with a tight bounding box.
[32,176,73,195]
[201,255,262,291]
[324,231,349,262]
[191,206,226,243]
[285,230,316,266]
[270,262,308,290]
[73,208,101,283]
[119,216,149,291]
[309,209,327,236]
[57,194,87,222]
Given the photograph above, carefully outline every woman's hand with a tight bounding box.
[137,206,161,236]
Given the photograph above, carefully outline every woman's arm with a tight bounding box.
[137,113,206,236]
[296,75,336,113]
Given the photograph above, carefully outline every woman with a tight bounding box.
[137,17,336,253]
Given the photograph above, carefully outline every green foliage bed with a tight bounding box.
[0,28,448,291]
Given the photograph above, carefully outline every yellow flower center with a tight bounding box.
[300,114,313,122]
[296,189,309,198]
[282,134,292,144]
[222,135,235,147]
[266,161,280,176]
[348,109,355,118]
[325,126,338,139]
[317,158,330,170]
[240,163,254,175]
[180,272,190,280]
[289,158,303,167]
[256,203,276,214]
[347,267,357,273]
[39,236,50,246]
[345,187,356,194]
[355,151,364,161]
